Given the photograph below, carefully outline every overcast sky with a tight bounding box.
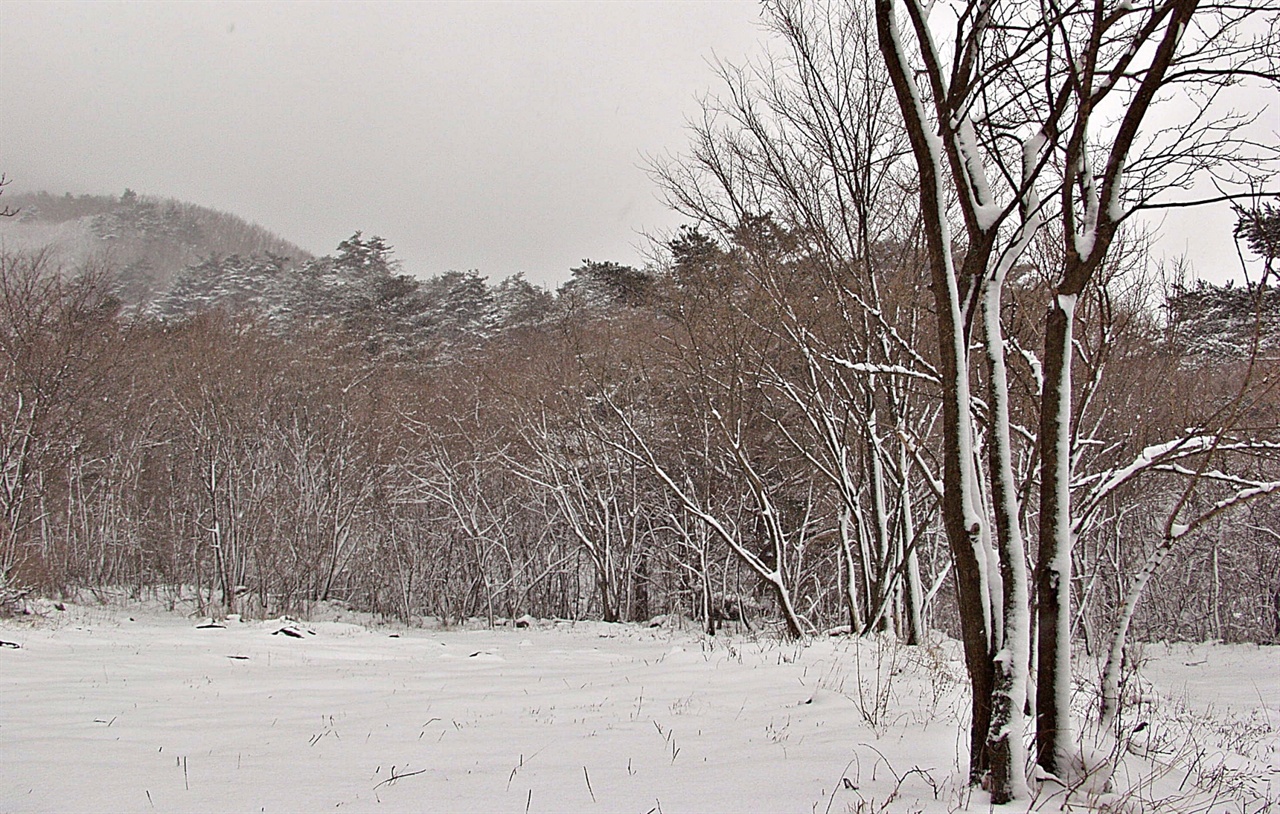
[0,1,1265,287]
[1,1,764,286]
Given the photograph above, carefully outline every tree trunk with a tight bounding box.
[1099,530,1176,728]
[875,0,998,779]
[980,280,1032,801]
[1272,587,1280,643]
[770,575,805,639]
[598,567,617,623]
[898,452,925,645]
[837,506,864,633]
[633,551,650,622]
[1036,295,1076,776]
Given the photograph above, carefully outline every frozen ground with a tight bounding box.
[1,600,1276,813]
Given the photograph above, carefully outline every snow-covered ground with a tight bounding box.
[1,600,1276,813]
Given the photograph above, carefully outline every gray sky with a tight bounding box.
[0,1,764,286]
[0,1,1268,287]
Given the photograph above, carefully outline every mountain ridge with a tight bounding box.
[0,189,311,301]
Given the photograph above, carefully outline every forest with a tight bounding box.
[2,0,1278,803]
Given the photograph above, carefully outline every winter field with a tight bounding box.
[1,599,1277,814]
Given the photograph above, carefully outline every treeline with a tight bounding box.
[149,232,631,361]
[1,219,1276,648]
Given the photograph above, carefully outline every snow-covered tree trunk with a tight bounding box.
[1100,479,1280,727]
[839,506,865,633]
[875,0,998,781]
[982,276,1032,802]
[865,382,896,634]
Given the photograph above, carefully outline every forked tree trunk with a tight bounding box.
[839,507,865,633]
[875,0,996,778]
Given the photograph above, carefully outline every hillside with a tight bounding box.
[0,190,311,301]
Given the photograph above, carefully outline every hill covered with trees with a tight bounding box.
[0,189,310,301]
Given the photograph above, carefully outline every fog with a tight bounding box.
[0,1,1265,285]
[1,1,763,284]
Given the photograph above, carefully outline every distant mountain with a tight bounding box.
[0,189,649,365]
[0,190,311,301]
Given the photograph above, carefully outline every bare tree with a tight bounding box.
[0,174,17,219]
[875,0,1278,794]
[0,249,121,588]
[1094,204,1280,727]
[648,2,949,644]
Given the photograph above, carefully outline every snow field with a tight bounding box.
[1,603,1276,813]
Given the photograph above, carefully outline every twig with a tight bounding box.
[823,757,860,814]
[507,753,524,791]
[373,765,426,790]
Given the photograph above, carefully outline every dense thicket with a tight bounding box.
[0,223,1274,650]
